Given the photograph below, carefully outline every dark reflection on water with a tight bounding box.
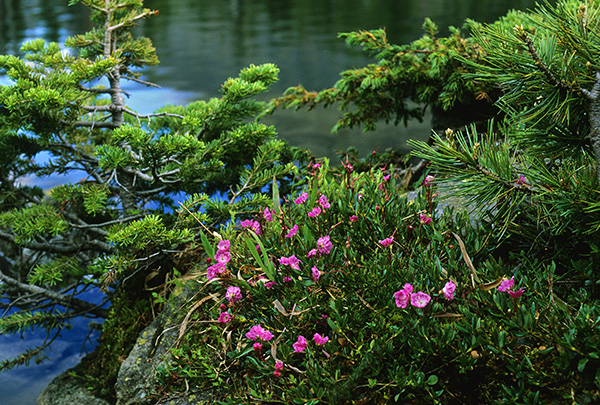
[0,1,544,403]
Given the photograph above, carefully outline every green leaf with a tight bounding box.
[426,375,439,386]
[272,174,281,215]
[199,228,214,259]
[578,358,589,373]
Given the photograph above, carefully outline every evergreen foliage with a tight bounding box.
[411,0,600,266]
[0,0,305,372]
[267,19,493,133]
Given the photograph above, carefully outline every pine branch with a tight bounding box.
[514,26,573,91]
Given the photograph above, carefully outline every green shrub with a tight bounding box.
[152,161,599,404]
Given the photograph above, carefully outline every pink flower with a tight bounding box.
[307,249,318,258]
[273,361,284,377]
[218,312,232,323]
[410,291,431,308]
[308,207,321,218]
[214,250,231,264]
[516,175,527,186]
[316,236,333,255]
[217,240,230,251]
[226,286,242,303]
[498,277,524,299]
[403,283,414,295]
[293,335,307,353]
[342,160,353,173]
[280,255,302,270]
[283,276,293,283]
[246,324,274,341]
[497,277,515,292]
[207,262,226,280]
[349,215,358,223]
[264,207,275,222]
[253,342,263,352]
[508,288,525,299]
[319,195,330,210]
[379,236,393,248]
[313,333,329,345]
[419,213,432,225]
[424,175,435,186]
[240,219,262,235]
[311,266,320,282]
[295,192,308,205]
[383,174,391,182]
[442,281,456,300]
[265,281,277,289]
[394,289,410,309]
[285,224,299,238]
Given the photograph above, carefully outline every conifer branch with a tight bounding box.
[0,229,114,254]
[0,270,109,318]
[122,74,160,88]
[515,25,576,93]
[78,84,112,94]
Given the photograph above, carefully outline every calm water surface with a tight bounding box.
[0,0,543,403]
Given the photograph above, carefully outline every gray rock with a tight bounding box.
[114,283,213,405]
[36,366,110,405]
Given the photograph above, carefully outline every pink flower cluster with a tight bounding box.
[394,283,431,309]
[306,194,331,218]
[225,286,242,303]
[246,324,274,341]
[316,235,333,255]
[497,277,524,298]
[207,239,232,280]
[218,312,232,323]
[240,219,262,235]
[292,333,329,353]
[279,255,302,270]
[273,361,284,377]
[319,194,330,210]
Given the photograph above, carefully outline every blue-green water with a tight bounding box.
[0,1,544,403]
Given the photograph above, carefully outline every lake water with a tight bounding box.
[0,0,543,403]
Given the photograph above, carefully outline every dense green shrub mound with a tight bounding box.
[156,162,599,404]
